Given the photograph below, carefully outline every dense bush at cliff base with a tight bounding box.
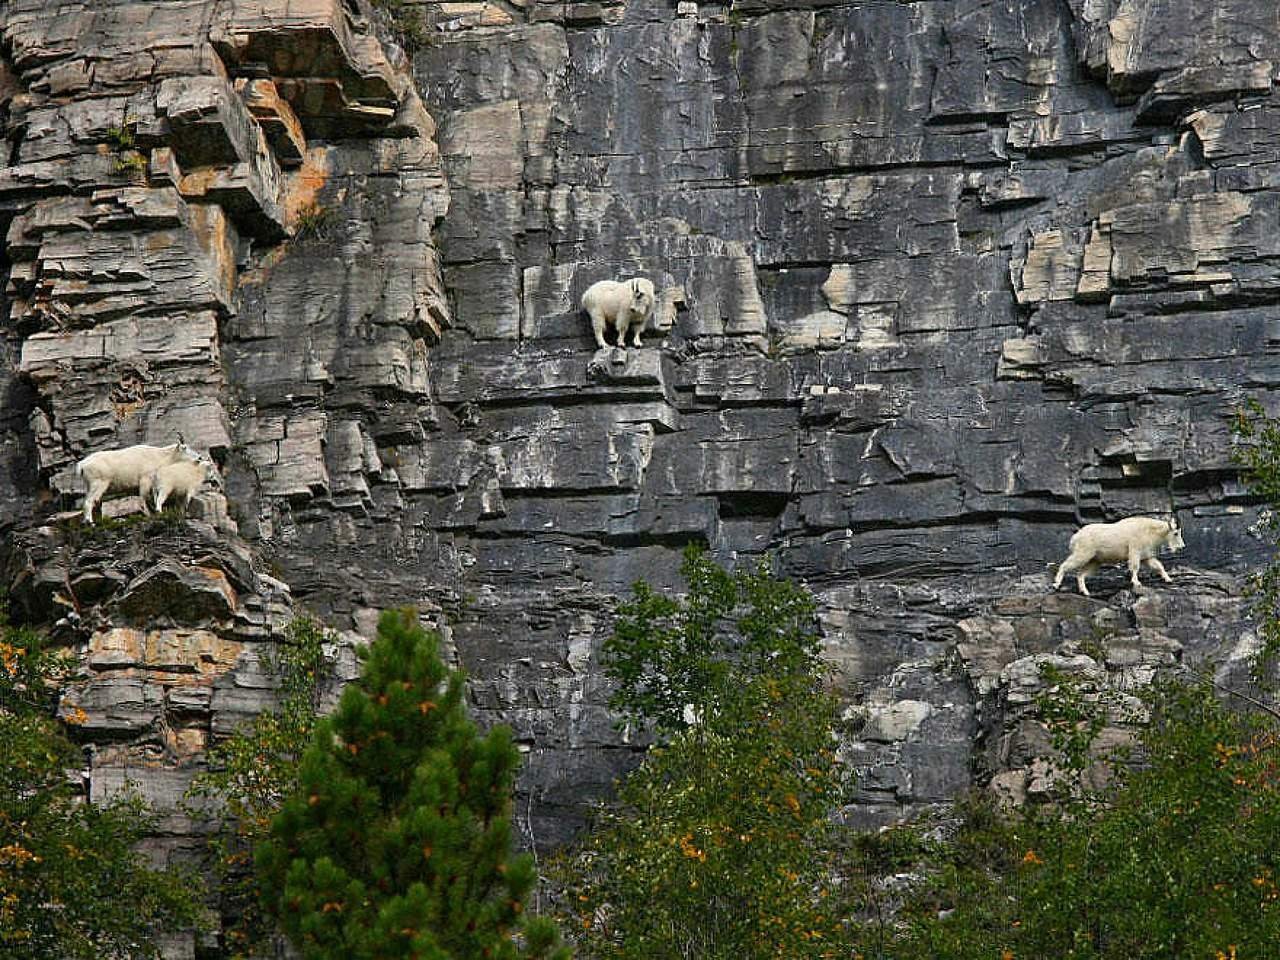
[886,679,1280,959]
[0,618,201,959]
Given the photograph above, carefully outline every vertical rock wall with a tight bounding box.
[1,5,1279,950]
[0,2,447,954]
[409,0,1280,836]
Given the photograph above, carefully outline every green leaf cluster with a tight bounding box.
[1232,399,1280,677]
[0,620,201,959]
[605,544,822,735]
[256,608,568,960]
[891,680,1280,960]
[561,546,856,959]
[187,613,336,956]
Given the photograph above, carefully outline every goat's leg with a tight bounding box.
[1127,549,1145,591]
[82,479,110,524]
[1147,557,1171,583]
[139,477,155,514]
[1054,552,1082,590]
[588,307,610,350]
[1076,562,1098,597]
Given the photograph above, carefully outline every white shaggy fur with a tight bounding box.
[1053,516,1185,596]
[141,457,221,515]
[75,441,199,524]
[581,277,657,350]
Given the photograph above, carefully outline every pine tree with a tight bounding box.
[256,609,568,960]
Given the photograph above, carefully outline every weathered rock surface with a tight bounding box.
[2,0,1280,953]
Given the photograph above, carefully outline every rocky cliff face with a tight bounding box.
[1,0,1278,950]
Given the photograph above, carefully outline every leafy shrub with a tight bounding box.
[0,617,201,958]
[558,546,858,959]
[893,680,1280,960]
[371,0,434,52]
[186,614,336,957]
[292,203,336,242]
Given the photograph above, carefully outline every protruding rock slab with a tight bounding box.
[117,559,239,625]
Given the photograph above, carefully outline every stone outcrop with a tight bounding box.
[0,1,446,953]
[2,0,1280,952]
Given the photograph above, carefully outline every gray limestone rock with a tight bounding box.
[2,5,1280,955]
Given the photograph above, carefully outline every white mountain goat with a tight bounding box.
[581,277,656,350]
[1053,516,1185,596]
[75,440,200,524]
[140,457,222,515]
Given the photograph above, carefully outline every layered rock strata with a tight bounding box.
[403,0,1279,835]
[0,5,1279,955]
[0,1,445,954]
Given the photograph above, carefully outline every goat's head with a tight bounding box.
[630,278,656,318]
[170,436,200,462]
[203,460,224,489]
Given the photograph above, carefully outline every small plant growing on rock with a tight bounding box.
[292,203,336,242]
[104,117,147,180]
[112,151,147,178]
[104,120,135,152]
[370,0,435,52]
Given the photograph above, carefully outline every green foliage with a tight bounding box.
[1029,662,1137,805]
[1232,398,1280,676]
[112,151,147,178]
[293,203,336,243]
[187,614,336,957]
[604,544,821,734]
[256,608,568,960]
[560,547,857,959]
[891,680,1280,960]
[104,121,136,152]
[371,0,434,52]
[0,620,201,958]
[104,117,146,180]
